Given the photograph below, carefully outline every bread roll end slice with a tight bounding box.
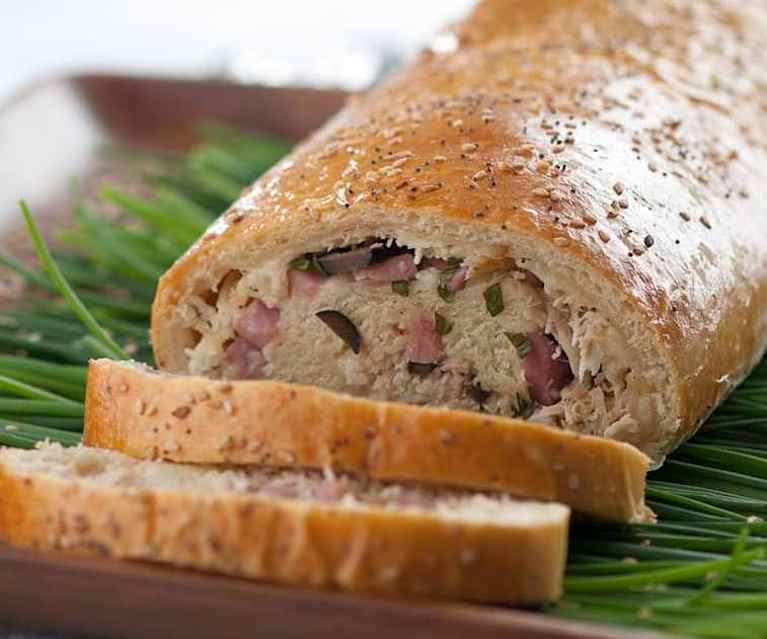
[84,358,652,524]
[0,443,568,605]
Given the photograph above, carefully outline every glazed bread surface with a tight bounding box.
[152,0,767,465]
[84,358,652,523]
[0,444,568,604]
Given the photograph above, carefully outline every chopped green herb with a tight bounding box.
[483,282,504,317]
[392,280,410,296]
[436,263,463,304]
[311,255,330,275]
[288,256,312,271]
[434,312,453,335]
[437,282,455,303]
[515,395,534,418]
[505,332,531,358]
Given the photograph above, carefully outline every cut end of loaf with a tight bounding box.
[153,226,678,464]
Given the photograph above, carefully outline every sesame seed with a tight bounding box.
[618,198,630,209]
[582,213,598,225]
[462,142,479,152]
[507,156,527,171]
[433,155,448,163]
[553,145,565,154]
[700,216,712,229]
[388,157,410,169]
[472,170,488,182]
[679,211,690,221]
[531,187,550,198]
[549,190,565,202]
[598,230,611,243]
[613,182,625,195]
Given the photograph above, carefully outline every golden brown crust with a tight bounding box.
[84,359,651,523]
[152,0,767,458]
[0,450,568,604]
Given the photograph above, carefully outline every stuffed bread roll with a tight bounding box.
[152,0,767,466]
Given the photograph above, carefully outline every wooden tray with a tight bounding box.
[0,74,649,639]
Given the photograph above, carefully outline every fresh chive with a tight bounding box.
[20,201,128,360]
[392,280,410,297]
[483,282,504,316]
[0,375,81,406]
[434,312,453,335]
[505,332,531,358]
[0,399,83,417]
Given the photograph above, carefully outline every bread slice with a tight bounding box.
[83,358,652,524]
[0,443,568,604]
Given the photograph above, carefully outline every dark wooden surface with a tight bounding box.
[0,75,650,639]
[0,546,655,639]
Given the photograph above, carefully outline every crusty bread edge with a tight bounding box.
[84,359,652,524]
[0,449,568,605]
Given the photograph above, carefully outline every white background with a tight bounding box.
[1,0,474,102]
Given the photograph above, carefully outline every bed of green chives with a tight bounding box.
[3,124,767,638]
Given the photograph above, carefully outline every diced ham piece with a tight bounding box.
[235,298,280,348]
[224,338,266,379]
[522,332,574,405]
[448,266,468,293]
[357,254,417,283]
[407,311,442,364]
[289,269,325,299]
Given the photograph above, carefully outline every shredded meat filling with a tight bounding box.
[218,238,581,417]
